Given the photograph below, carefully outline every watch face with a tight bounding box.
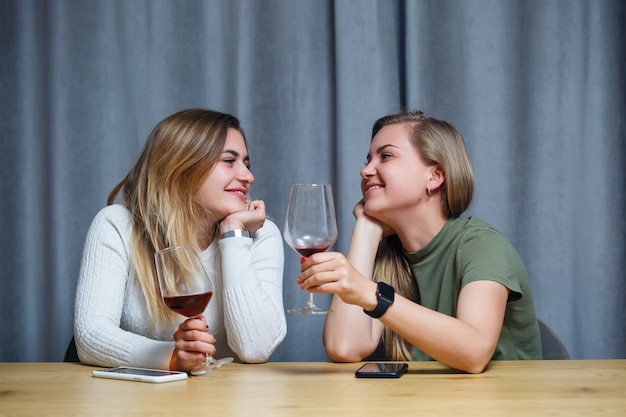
[378,282,395,303]
[364,282,396,319]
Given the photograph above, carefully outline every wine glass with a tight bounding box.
[155,242,234,375]
[284,183,338,314]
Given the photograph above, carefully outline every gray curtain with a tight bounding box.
[1,0,624,362]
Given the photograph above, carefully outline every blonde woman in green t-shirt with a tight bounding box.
[296,111,541,373]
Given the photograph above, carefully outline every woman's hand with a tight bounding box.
[296,252,378,310]
[353,199,395,237]
[220,199,266,235]
[352,199,367,219]
[169,316,216,373]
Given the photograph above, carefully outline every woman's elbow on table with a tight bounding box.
[451,344,494,374]
[236,348,273,364]
[463,359,490,374]
[323,339,372,363]
[236,327,287,364]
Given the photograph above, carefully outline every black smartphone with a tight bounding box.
[355,362,408,378]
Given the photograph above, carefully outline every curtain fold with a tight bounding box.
[1,0,624,361]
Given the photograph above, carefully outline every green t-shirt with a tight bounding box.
[403,216,542,361]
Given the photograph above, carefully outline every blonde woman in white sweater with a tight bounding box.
[74,109,286,373]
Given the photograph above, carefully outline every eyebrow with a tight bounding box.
[366,144,400,162]
[222,149,250,163]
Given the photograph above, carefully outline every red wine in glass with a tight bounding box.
[163,291,213,318]
[284,183,338,315]
[294,245,332,258]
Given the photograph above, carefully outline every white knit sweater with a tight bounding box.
[74,204,286,369]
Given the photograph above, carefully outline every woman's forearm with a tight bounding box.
[379,281,509,373]
[220,221,287,362]
[323,219,383,362]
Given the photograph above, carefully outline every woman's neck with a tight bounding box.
[197,221,218,250]
[390,208,448,253]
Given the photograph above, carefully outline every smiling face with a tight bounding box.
[195,128,254,221]
[360,123,436,224]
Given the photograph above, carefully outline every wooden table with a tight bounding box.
[1,360,625,416]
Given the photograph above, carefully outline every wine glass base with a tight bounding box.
[190,367,211,376]
[288,306,332,315]
[190,356,235,375]
[215,356,234,369]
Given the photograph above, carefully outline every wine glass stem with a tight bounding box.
[306,293,317,308]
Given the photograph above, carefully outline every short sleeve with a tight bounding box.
[457,228,524,302]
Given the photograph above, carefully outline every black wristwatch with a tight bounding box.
[363,282,395,319]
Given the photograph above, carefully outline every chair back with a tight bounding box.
[538,319,570,359]
[63,336,80,362]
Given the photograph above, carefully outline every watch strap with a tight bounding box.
[219,229,251,240]
[363,282,395,319]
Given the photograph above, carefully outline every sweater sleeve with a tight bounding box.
[73,205,175,370]
[218,219,287,362]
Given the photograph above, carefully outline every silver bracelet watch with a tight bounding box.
[219,229,251,240]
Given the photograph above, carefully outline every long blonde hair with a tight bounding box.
[107,108,247,322]
[370,111,474,360]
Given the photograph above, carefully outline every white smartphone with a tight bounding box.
[92,366,188,383]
